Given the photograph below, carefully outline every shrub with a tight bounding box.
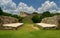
[32,15,40,23]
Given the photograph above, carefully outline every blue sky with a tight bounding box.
[13,0,60,9]
[0,0,60,14]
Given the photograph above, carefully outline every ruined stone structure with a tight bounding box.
[41,15,60,28]
[0,16,19,26]
[0,16,21,30]
[19,12,28,17]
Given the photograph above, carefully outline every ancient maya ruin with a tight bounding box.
[36,15,60,29]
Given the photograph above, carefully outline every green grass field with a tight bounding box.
[0,17,60,38]
[0,23,60,38]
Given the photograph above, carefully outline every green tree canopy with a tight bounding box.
[32,15,40,23]
[39,11,53,22]
[33,12,38,14]
[0,7,3,15]
[42,11,52,17]
[0,7,2,11]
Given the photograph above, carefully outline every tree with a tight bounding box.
[32,11,53,23]
[33,12,38,14]
[42,11,52,18]
[32,15,40,23]
[0,7,3,15]
[0,7,2,11]
[39,11,53,22]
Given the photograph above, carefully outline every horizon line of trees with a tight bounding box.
[32,11,60,23]
[0,7,22,23]
[0,7,60,23]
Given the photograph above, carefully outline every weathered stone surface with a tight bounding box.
[41,15,60,28]
[0,16,19,24]
[0,16,19,29]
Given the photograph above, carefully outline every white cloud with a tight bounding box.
[37,1,60,13]
[27,6,36,13]
[18,2,35,14]
[0,0,60,14]
[0,0,35,14]
[0,0,16,10]
[18,2,28,13]
[0,0,18,14]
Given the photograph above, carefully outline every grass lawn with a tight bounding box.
[0,17,60,38]
[0,23,60,38]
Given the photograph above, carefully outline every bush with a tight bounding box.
[42,11,53,18]
[32,15,40,23]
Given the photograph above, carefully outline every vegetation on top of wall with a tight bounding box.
[32,11,60,23]
[0,7,22,22]
[1,7,60,23]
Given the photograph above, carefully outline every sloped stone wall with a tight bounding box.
[0,16,19,24]
[41,15,60,28]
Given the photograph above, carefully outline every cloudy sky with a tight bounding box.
[0,0,60,14]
